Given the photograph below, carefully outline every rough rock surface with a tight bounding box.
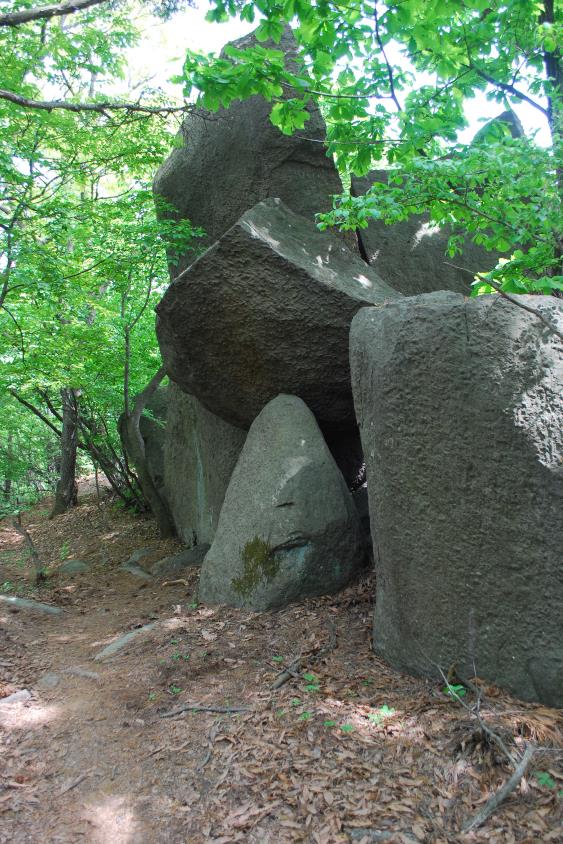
[163,382,246,546]
[198,394,366,610]
[153,27,346,274]
[157,199,400,430]
[352,171,500,297]
[139,386,168,500]
[350,293,563,706]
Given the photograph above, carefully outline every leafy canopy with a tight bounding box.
[179,0,562,296]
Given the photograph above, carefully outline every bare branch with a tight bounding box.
[462,744,535,832]
[0,88,192,117]
[0,0,110,28]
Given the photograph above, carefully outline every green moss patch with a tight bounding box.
[232,536,279,598]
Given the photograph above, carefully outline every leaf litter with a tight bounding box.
[0,483,561,843]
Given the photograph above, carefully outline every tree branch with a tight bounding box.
[462,744,535,832]
[0,88,192,117]
[0,0,110,28]
[444,262,563,341]
[8,390,62,438]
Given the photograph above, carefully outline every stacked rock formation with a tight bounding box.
[146,26,562,706]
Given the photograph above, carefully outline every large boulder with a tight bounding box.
[153,27,346,274]
[198,394,366,610]
[352,171,500,297]
[163,382,246,546]
[156,198,400,431]
[138,386,169,499]
[350,292,563,706]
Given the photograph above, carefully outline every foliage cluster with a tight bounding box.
[180,0,562,296]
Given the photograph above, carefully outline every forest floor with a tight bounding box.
[0,482,561,844]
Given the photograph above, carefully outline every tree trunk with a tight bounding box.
[3,431,13,500]
[49,388,79,518]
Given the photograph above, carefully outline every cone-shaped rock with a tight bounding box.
[156,198,400,430]
[198,394,366,610]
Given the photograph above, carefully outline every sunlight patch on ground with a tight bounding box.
[84,796,137,844]
[0,700,61,730]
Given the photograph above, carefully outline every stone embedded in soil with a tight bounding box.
[36,672,61,690]
[93,623,157,661]
[0,689,32,706]
[0,595,62,615]
[152,544,210,576]
[118,561,154,581]
[127,547,156,565]
[63,666,101,681]
[60,559,90,574]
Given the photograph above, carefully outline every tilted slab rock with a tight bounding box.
[154,27,346,274]
[198,394,366,611]
[157,199,400,430]
[350,292,563,706]
[352,171,500,297]
[0,595,62,615]
[163,382,246,546]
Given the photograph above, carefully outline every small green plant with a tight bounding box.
[169,685,182,696]
[362,678,373,687]
[59,541,71,561]
[535,771,556,789]
[443,683,467,699]
[291,698,301,707]
[299,710,313,721]
[1,581,14,592]
[275,708,286,718]
[148,691,157,701]
[341,724,355,733]
[323,720,337,728]
[302,672,320,692]
[368,704,396,724]
[272,655,284,663]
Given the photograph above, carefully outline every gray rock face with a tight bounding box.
[153,27,346,274]
[157,199,399,430]
[352,171,500,297]
[350,293,563,706]
[198,394,366,610]
[139,386,168,499]
[60,559,89,574]
[164,382,246,546]
[152,544,210,577]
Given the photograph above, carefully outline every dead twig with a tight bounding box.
[59,770,93,795]
[161,579,189,588]
[160,703,251,719]
[271,619,337,690]
[198,717,222,772]
[462,744,535,832]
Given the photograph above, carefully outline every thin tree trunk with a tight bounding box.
[3,431,13,500]
[49,388,79,517]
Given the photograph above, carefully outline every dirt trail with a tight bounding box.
[0,489,561,843]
